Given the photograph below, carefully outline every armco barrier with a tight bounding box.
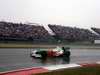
[0,62,100,75]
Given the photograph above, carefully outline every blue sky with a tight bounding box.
[0,0,100,28]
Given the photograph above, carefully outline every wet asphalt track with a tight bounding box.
[0,48,100,72]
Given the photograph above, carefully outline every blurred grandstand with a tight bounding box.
[0,21,55,43]
[91,27,100,35]
[0,21,100,44]
[48,24,99,43]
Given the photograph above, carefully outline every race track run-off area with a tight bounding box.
[0,46,100,75]
[0,62,100,75]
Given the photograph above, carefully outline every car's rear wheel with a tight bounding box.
[63,51,70,57]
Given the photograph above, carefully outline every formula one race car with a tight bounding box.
[30,46,71,59]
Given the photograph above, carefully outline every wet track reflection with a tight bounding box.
[31,56,70,65]
[0,48,100,72]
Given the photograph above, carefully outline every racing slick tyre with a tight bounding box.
[39,51,47,59]
[63,51,70,57]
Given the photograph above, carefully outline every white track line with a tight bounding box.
[43,64,81,70]
[96,61,100,64]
